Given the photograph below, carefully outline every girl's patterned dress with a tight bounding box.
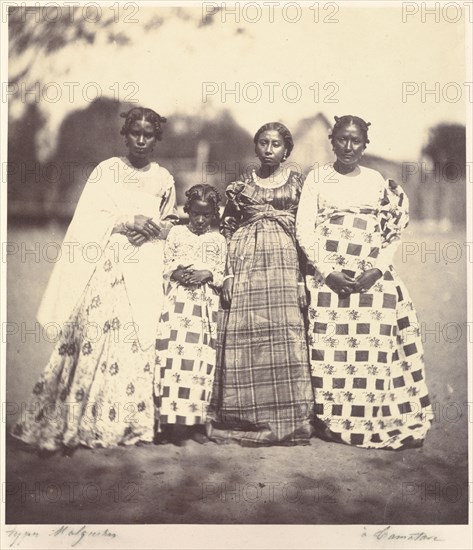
[155,225,226,428]
[296,164,432,449]
[208,170,314,446]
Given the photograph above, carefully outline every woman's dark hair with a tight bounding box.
[184,184,222,221]
[120,107,167,141]
[329,115,371,146]
[253,122,294,159]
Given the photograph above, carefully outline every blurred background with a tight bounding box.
[7,4,467,227]
[4,4,470,525]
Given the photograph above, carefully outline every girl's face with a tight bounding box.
[188,200,214,234]
[255,130,286,167]
[126,119,157,161]
[331,123,366,167]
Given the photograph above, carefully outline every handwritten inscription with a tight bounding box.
[5,527,39,548]
[51,525,117,547]
[362,525,444,543]
[5,525,117,548]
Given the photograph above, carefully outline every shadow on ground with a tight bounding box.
[5,223,469,524]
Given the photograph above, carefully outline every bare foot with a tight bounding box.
[192,432,210,445]
[62,446,76,458]
[169,424,191,446]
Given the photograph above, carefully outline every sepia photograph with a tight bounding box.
[1,1,472,548]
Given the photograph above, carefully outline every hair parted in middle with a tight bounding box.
[120,107,167,141]
[253,122,294,159]
[328,115,371,146]
[184,184,222,221]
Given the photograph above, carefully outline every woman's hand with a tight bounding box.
[222,277,234,305]
[171,265,193,284]
[325,271,357,297]
[125,230,147,247]
[181,269,213,286]
[126,215,161,239]
[354,268,383,293]
[297,284,308,309]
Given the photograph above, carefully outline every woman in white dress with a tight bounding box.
[12,107,178,454]
[296,115,431,450]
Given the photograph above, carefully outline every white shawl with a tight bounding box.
[37,157,178,350]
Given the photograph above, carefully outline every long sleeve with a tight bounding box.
[375,179,410,273]
[156,181,179,240]
[376,240,401,274]
[112,213,134,234]
[162,227,181,279]
[296,169,333,279]
[207,235,227,290]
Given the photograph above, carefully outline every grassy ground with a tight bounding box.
[4,222,469,524]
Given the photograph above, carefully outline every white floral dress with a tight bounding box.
[12,157,178,449]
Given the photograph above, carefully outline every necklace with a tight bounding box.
[253,168,288,189]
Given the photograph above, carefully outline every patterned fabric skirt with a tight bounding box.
[307,212,431,449]
[155,282,219,428]
[208,219,314,446]
[11,244,156,450]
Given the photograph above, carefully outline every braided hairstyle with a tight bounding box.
[120,107,167,141]
[329,115,371,147]
[253,122,294,160]
[184,184,222,222]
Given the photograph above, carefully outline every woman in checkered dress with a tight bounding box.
[296,115,431,450]
[207,122,314,446]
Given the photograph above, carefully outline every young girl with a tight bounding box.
[155,184,226,445]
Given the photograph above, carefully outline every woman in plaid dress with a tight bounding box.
[296,115,431,450]
[208,122,314,446]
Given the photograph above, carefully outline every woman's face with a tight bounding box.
[188,200,214,234]
[255,130,286,167]
[126,119,157,160]
[331,123,366,167]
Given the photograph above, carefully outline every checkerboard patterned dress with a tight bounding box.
[155,226,226,428]
[208,171,314,446]
[296,165,431,449]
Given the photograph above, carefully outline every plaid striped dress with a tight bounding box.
[296,165,432,449]
[207,170,314,446]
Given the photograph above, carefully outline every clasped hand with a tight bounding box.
[125,215,163,247]
[325,268,382,297]
[172,266,212,286]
